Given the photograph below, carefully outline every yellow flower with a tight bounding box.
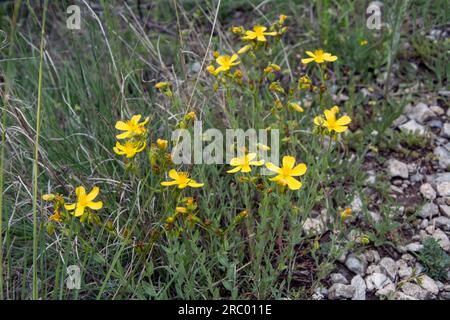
[154,81,170,89]
[186,111,196,121]
[238,210,249,218]
[227,153,264,173]
[234,69,243,79]
[340,208,353,220]
[231,26,244,34]
[161,169,204,189]
[206,65,219,76]
[301,49,337,64]
[265,156,307,190]
[264,63,281,74]
[176,207,188,214]
[64,186,103,217]
[359,235,370,245]
[184,197,195,206]
[269,82,284,93]
[115,115,149,139]
[237,44,252,54]
[166,216,175,224]
[359,39,368,46]
[49,209,62,222]
[279,14,288,25]
[242,25,277,42]
[42,193,55,201]
[298,75,312,90]
[156,139,168,150]
[314,106,351,133]
[289,102,304,113]
[113,140,146,158]
[257,143,271,151]
[215,54,240,73]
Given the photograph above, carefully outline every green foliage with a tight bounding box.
[0,0,448,300]
[417,238,450,281]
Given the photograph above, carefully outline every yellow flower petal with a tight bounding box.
[131,114,142,123]
[291,163,307,176]
[324,55,337,62]
[187,182,204,188]
[301,58,315,64]
[87,201,103,210]
[161,181,178,187]
[249,159,265,166]
[227,166,242,173]
[286,177,302,190]
[115,121,128,130]
[75,186,86,197]
[324,109,337,122]
[65,203,76,210]
[265,162,281,174]
[116,132,131,140]
[282,156,296,169]
[333,125,348,133]
[314,116,324,126]
[335,115,352,126]
[168,169,179,180]
[74,205,85,217]
[86,186,99,202]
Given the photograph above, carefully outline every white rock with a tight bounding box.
[401,254,416,264]
[430,228,450,251]
[418,275,439,295]
[418,203,439,219]
[396,260,413,279]
[420,183,436,200]
[393,115,408,127]
[387,159,409,179]
[366,264,382,275]
[303,218,326,235]
[365,273,391,291]
[433,216,450,231]
[365,173,376,185]
[442,123,450,138]
[401,282,430,300]
[429,173,450,184]
[351,275,366,300]
[328,283,355,299]
[399,119,426,135]
[330,273,348,285]
[436,181,450,197]
[439,205,450,218]
[345,254,367,275]
[368,211,381,223]
[376,283,396,297]
[393,292,418,300]
[351,196,363,214]
[379,257,398,280]
[430,106,445,116]
[434,147,450,169]
[364,250,381,264]
[405,242,423,252]
[190,61,201,73]
[419,219,429,229]
[405,102,435,123]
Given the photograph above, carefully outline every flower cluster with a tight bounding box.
[43,186,103,226]
[113,114,149,159]
[227,153,307,191]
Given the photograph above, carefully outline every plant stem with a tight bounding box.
[32,0,48,300]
